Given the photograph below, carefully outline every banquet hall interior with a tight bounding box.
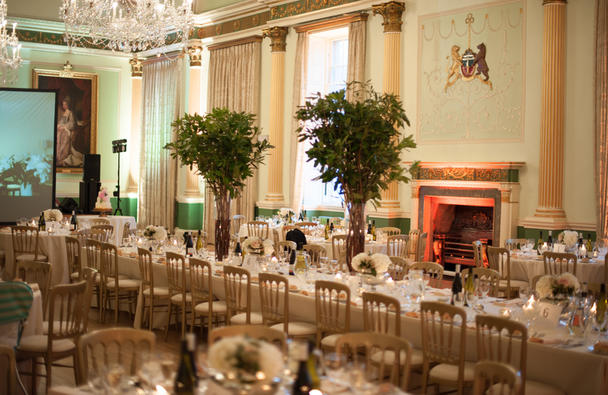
[0,0,607,393]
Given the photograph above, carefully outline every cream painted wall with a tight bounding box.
[254,0,596,228]
[2,46,132,198]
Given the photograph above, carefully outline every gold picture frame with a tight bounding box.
[32,65,98,174]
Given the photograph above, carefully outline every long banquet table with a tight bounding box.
[112,250,608,395]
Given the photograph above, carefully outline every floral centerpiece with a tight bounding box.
[208,336,283,386]
[95,187,112,209]
[559,230,579,250]
[278,208,294,223]
[143,225,168,241]
[43,209,63,222]
[242,237,274,256]
[535,273,580,300]
[351,252,391,277]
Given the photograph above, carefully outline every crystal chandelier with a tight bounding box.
[60,0,193,53]
[0,0,22,82]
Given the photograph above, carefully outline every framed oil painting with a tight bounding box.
[33,66,98,173]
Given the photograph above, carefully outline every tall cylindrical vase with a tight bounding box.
[215,191,231,262]
[346,201,366,271]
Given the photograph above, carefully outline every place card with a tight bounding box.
[537,301,562,327]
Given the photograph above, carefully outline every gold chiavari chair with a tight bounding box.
[296,221,317,235]
[122,222,136,244]
[258,273,316,339]
[138,248,169,331]
[418,232,428,261]
[247,221,269,239]
[165,252,192,339]
[331,234,347,270]
[78,328,155,384]
[90,224,114,242]
[209,325,287,353]
[409,261,444,288]
[476,314,564,395]
[505,238,528,251]
[303,244,327,268]
[315,280,350,352]
[277,240,297,260]
[473,240,484,268]
[16,260,52,315]
[0,344,16,394]
[472,361,521,395]
[388,256,409,281]
[335,332,413,391]
[91,217,110,226]
[223,266,263,325]
[542,251,578,276]
[377,227,401,237]
[406,229,420,261]
[100,242,139,324]
[11,226,47,279]
[191,258,226,341]
[363,292,401,336]
[282,225,297,240]
[387,234,409,258]
[65,236,82,282]
[487,246,528,299]
[420,301,472,395]
[83,239,103,320]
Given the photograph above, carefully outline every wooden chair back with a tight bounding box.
[315,280,350,347]
[277,241,297,260]
[409,261,444,288]
[91,224,114,240]
[472,361,521,395]
[259,273,289,331]
[137,248,154,292]
[387,235,409,258]
[190,257,212,305]
[473,240,484,268]
[88,228,110,243]
[84,239,102,272]
[470,267,501,297]
[505,238,528,251]
[65,236,82,281]
[406,229,420,260]
[78,328,155,383]
[223,266,252,323]
[16,260,52,314]
[362,292,401,336]
[47,280,89,343]
[296,222,317,235]
[99,242,119,287]
[542,251,577,276]
[0,344,15,394]
[166,252,187,295]
[331,234,347,268]
[388,256,409,280]
[247,221,269,239]
[377,227,400,237]
[90,218,110,226]
[209,325,287,353]
[81,267,97,332]
[335,332,412,391]
[487,247,517,296]
[11,225,40,260]
[303,244,326,267]
[418,232,428,261]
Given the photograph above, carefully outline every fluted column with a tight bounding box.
[534,0,567,224]
[184,45,203,197]
[262,27,288,204]
[373,1,404,209]
[126,56,142,194]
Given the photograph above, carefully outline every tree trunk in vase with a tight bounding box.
[215,191,231,262]
[346,201,366,272]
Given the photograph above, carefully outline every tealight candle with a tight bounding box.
[500,308,512,318]
[386,277,395,288]
[335,272,343,281]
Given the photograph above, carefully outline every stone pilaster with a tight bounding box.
[262,27,288,206]
[126,56,142,194]
[373,2,405,209]
[184,45,204,198]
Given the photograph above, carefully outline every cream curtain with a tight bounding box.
[596,0,608,239]
[289,32,309,217]
[205,39,262,243]
[347,17,367,100]
[138,57,184,229]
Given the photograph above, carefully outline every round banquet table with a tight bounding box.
[78,215,136,245]
[510,251,605,284]
[0,229,70,285]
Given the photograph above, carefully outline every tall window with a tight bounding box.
[301,27,349,209]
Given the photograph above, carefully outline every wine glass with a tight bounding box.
[479,280,490,301]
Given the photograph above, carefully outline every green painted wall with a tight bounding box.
[175,202,204,230]
[517,226,596,241]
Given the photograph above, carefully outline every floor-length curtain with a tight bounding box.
[289,32,309,216]
[597,0,608,239]
[347,16,367,100]
[138,57,184,229]
[205,38,262,243]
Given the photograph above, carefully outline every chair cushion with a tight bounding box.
[106,279,140,290]
[230,312,263,325]
[271,321,316,336]
[18,335,75,353]
[16,253,48,262]
[524,379,566,395]
[370,348,424,367]
[429,361,475,384]
[194,301,227,314]
[321,334,341,349]
[170,293,192,304]
[143,286,170,297]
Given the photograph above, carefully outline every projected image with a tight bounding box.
[0,150,53,197]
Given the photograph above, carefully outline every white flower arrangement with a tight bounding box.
[278,207,294,222]
[143,225,167,241]
[242,237,274,256]
[43,209,63,222]
[535,272,580,299]
[351,252,391,277]
[559,230,579,249]
[208,336,283,383]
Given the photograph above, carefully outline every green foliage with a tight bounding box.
[165,108,272,199]
[296,82,417,204]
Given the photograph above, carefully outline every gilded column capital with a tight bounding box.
[542,0,567,5]
[372,1,405,33]
[129,56,142,78]
[262,26,289,52]
[187,45,203,67]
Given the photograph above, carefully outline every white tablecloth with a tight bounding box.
[78,215,136,245]
[0,231,69,285]
[510,252,605,284]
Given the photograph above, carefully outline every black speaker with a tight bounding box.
[83,154,100,182]
[79,181,100,214]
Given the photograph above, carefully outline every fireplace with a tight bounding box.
[408,162,524,272]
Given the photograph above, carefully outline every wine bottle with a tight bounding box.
[371,220,377,242]
[70,210,77,231]
[234,241,242,256]
[464,268,475,307]
[597,284,607,327]
[324,220,329,240]
[195,230,203,254]
[39,212,45,232]
[547,230,553,249]
[537,231,543,250]
[299,211,304,222]
[292,342,313,395]
[185,232,194,256]
[451,265,462,305]
[367,220,372,235]
[306,342,321,390]
[585,234,593,257]
[329,222,334,233]
[174,333,197,394]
